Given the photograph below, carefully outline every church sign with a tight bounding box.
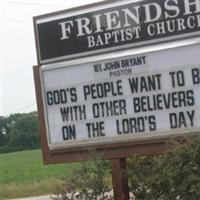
[33,0,200,163]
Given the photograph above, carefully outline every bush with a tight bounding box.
[52,152,113,200]
[53,135,200,200]
[127,135,200,200]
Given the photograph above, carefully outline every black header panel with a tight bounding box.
[34,0,200,64]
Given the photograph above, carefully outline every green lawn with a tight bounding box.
[0,149,78,199]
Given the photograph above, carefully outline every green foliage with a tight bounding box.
[53,152,113,200]
[1,120,200,200]
[127,135,200,200]
[53,136,200,200]
[0,112,40,153]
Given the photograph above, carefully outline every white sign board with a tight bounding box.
[41,42,200,150]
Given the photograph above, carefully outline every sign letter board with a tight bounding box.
[34,0,200,64]
[39,43,200,153]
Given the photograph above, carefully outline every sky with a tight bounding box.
[0,0,104,116]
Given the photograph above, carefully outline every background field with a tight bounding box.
[0,149,77,199]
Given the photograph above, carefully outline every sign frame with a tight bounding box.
[34,37,200,164]
[33,0,200,65]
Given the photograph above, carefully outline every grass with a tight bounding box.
[0,149,78,199]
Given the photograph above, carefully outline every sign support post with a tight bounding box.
[111,158,130,200]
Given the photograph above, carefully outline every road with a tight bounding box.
[11,195,52,200]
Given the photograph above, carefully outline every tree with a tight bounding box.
[0,112,40,153]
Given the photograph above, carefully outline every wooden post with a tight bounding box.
[111,158,130,200]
